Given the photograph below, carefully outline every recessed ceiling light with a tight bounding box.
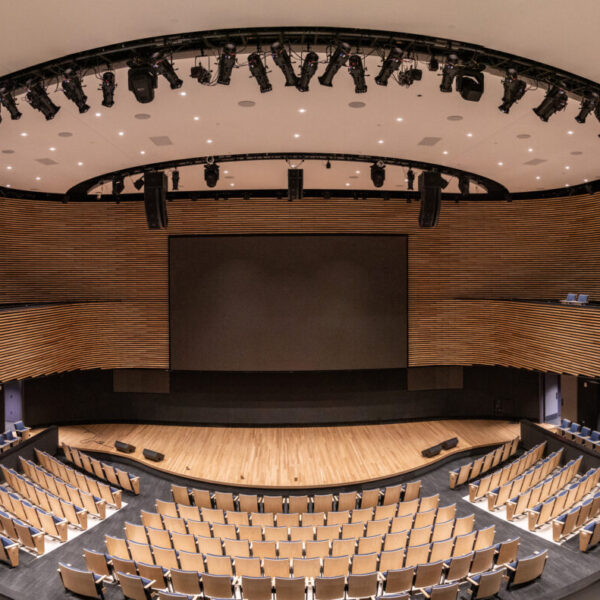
[206,139,213,144]
[355,170,360,174]
[584,178,589,182]
[35,176,41,181]
[49,147,56,152]
[193,116,199,121]
[565,166,570,170]
[5,184,10,188]
[20,132,27,137]
[140,150,145,155]
[293,133,300,138]
[396,117,403,122]
[345,182,350,186]
[567,130,574,135]
[77,161,83,166]
[565,183,570,187]
[95,112,101,117]
[443,150,448,155]
[224,170,229,174]
[528,148,533,152]
[466,133,473,137]
[230,182,235,187]
[298,108,306,113]
[118,131,124,136]
[377,139,384,144]
[536,176,541,180]
[6,166,12,170]
[180,91,187,96]
[497,161,503,166]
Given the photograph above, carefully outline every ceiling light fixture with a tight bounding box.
[26,79,60,120]
[248,52,272,93]
[0,85,22,120]
[204,161,220,187]
[498,68,526,113]
[190,62,211,84]
[127,57,157,104]
[153,53,183,89]
[172,169,180,190]
[77,161,83,166]
[370,161,386,187]
[407,169,415,190]
[456,67,484,102]
[101,71,116,107]
[133,176,144,190]
[271,42,298,87]
[375,46,403,86]
[458,175,470,196]
[217,43,237,85]
[61,68,90,113]
[112,175,124,196]
[533,85,568,122]
[397,67,422,88]
[440,53,459,93]
[348,55,367,93]
[297,52,319,92]
[318,41,351,87]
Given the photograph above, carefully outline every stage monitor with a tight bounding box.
[169,235,408,371]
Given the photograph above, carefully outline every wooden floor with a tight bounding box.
[57,420,520,488]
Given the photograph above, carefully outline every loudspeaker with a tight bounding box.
[441,437,459,450]
[418,171,444,228]
[143,448,165,462]
[144,171,168,229]
[421,443,442,458]
[114,440,136,453]
[288,168,303,201]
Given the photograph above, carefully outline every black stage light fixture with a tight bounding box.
[133,176,145,190]
[112,175,124,196]
[288,168,303,201]
[375,46,403,86]
[217,43,237,85]
[459,175,470,196]
[325,159,331,169]
[440,53,459,93]
[370,161,386,187]
[498,68,526,113]
[318,41,351,87]
[533,85,568,122]
[0,85,22,120]
[190,63,211,84]
[128,58,157,104]
[297,51,319,92]
[455,68,484,102]
[204,162,220,187]
[153,54,183,89]
[348,55,367,93]
[397,68,422,87]
[428,55,439,72]
[575,91,600,123]
[271,42,298,87]
[61,69,90,113]
[26,80,60,120]
[248,52,272,93]
[101,71,116,107]
[172,169,180,191]
[406,168,415,190]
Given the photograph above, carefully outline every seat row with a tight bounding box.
[171,481,422,514]
[579,518,600,551]
[0,421,30,453]
[448,437,520,489]
[528,466,600,531]
[557,419,600,452]
[0,506,45,555]
[61,443,141,494]
[467,442,549,503]
[31,451,122,508]
[552,490,600,542]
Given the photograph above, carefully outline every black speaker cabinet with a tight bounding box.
[114,440,136,453]
[421,443,442,458]
[418,171,443,228]
[144,171,168,229]
[441,437,459,450]
[288,168,304,201]
[143,448,165,462]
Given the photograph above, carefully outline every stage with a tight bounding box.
[57,419,520,488]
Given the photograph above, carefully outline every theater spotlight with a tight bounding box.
[498,68,526,113]
[575,91,600,123]
[406,168,415,190]
[171,169,180,191]
[127,58,157,104]
[459,175,470,196]
[0,85,22,120]
[440,53,459,93]
[248,53,272,93]
[271,42,298,87]
[101,72,116,107]
[348,55,367,93]
[190,63,211,84]
[318,42,351,87]
[217,43,237,85]
[428,54,439,72]
[374,46,403,86]
[26,80,60,120]
[397,68,422,88]
[533,85,568,122]
[62,69,90,113]
[297,51,319,92]
[133,176,144,190]
[204,162,220,187]
[112,175,124,196]
[153,54,183,89]
[455,68,484,102]
[370,161,386,187]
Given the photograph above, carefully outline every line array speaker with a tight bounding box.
[144,171,168,229]
[421,443,442,458]
[288,168,303,201]
[143,448,165,462]
[114,440,136,453]
[418,171,444,228]
[441,437,459,450]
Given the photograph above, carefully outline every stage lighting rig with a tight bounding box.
[348,55,367,93]
[190,63,211,84]
[575,91,600,123]
[533,85,568,122]
[318,42,351,87]
[397,68,422,88]
[112,175,124,196]
[172,170,180,191]
[297,52,319,92]
[153,53,183,89]
[128,57,157,104]
[406,169,415,190]
[204,161,220,187]
[133,176,145,190]
[62,69,90,113]
[0,85,22,120]
[455,67,484,102]
[370,161,385,187]
[498,68,526,113]
[26,79,60,120]
[271,42,298,87]
[440,53,459,93]
[101,72,116,107]
[217,44,237,85]
[248,52,272,93]
[374,46,403,86]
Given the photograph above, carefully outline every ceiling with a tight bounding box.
[0,1,599,196]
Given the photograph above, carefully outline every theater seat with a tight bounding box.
[58,563,106,599]
[505,551,548,589]
[466,568,506,599]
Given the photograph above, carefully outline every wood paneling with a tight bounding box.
[0,192,599,381]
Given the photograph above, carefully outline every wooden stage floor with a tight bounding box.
[57,420,520,488]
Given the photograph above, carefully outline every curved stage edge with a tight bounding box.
[55,419,521,489]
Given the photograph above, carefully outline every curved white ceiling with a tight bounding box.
[0,1,598,195]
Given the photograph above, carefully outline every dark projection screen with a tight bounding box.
[169,235,407,371]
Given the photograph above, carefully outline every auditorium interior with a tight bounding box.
[1,1,600,599]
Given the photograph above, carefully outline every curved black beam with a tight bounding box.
[1,26,598,100]
[66,152,509,201]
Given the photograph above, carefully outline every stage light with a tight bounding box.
[61,69,89,113]
[370,161,385,187]
[101,72,116,107]
[204,162,220,187]
[533,85,568,122]
[455,68,484,102]
[26,80,60,120]
[153,54,183,89]
[325,160,331,169]
[190,63,211,84]
[397,68,422,88]
[318,41,351,87]
[0,85,22,120]
[248,52,272,93]
[128,59,157,104]
[407,168,415,191]
[348,55,367,93]
[297,51,319,92]
[459,175,470,196]
[217,44,237,85]
[133,176,144,190]
[271,42,298,87]
[575,91,600,123]
[112,175,124,196]
[172,169,180,190]
[440,53,459,93]
[498,68,526,113]
[374,46,403,86]
[428,55,439,72]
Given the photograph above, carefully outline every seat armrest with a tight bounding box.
[143,578,156,589]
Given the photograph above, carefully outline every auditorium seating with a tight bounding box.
[58,563,107,599]
[556,420,600,453]
[13,421,31,440]
[0,534,19,568]
[505,550,548,589]
[579,519,600,552]
[0,507,45,555]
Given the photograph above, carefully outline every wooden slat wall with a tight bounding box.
[0,192,599,381]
